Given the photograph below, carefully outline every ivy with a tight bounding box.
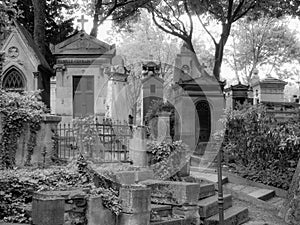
[0,156,123,223]
[0,90,47,168]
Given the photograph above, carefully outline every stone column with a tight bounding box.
[129,126,148,167]
[157,111,172,143]
[33,71,39,91]
[119,185,151,225]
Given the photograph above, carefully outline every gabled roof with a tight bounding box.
[224,82,249,92]
[52,30,115,57]
[2,21,53,75]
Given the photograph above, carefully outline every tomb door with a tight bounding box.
[195,101,211,143]
[73,76,94,117]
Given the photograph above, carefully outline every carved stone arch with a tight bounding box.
[1,66,26,92]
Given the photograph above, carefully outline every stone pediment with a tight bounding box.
[52,31,115,56]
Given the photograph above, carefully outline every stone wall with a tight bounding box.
[0,114,61,167]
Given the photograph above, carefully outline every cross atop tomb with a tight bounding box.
[77,15,88,31]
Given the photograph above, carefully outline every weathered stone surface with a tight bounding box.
[150,217,187,225]
[32,193,65,225]
[120,185,151,213]
[151,204,172,218]
[199,183,215,200]
[140,180,200,205]
[118,212,150,225]
[115,170,154,185]
[87,196,116,225]
[205,206,249,225]
[198,194,232,218]
[173,205,200,219]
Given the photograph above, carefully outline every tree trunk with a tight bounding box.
[32,0,46,56]
[90,0,103,38]
[213,23,231,81]
[90,13,99,37]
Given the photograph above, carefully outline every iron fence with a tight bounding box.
[56,118,133,162]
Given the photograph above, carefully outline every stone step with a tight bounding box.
[190,171,228,185]
[151,204,172,218]
[204,206,249,225]
[150,217,189,225]
[198,194,232,218]
[248,189,275,201]
[266,196,285,210]
[199,183,216,200]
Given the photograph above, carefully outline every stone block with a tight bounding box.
[120,185,151,213]
[114,170,154,185]
[151,204,172,218]
[118,212,150,225]
[150,217,186,225]
[87,196,116,225]
[115,171,136,184]
[137,170,154,182]
[199,183,215,200]
[140,180,200,205]
[198,194,232,218]
[172,205,200,221]
[32,193,65,225]
[205,206,249,225]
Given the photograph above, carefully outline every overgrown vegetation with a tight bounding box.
[0,156,122,224]
[220,104,300,190]
[0,90,48,168]
[147,140,192,180]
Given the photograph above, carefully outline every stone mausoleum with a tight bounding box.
[51,30,116,123]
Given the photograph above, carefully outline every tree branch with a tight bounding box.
[197,14,217,45]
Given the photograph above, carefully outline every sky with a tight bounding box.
[73,11,300,85]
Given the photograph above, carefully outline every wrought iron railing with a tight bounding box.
[56,118,133,162]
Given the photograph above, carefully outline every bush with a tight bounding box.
[0,157,122,223]
[222,104,300,190]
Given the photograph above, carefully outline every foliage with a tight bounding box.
[81,0,147,37]
[0,90,48,168]
[0,157,122,223]
[112,10,180,117]
[73,115,99,148]
[147,140,192,180]
[16,0,78,45]
[226,17,300,83]
[0,0,19,31]
[222,104,300,190]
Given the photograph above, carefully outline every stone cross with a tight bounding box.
[77,15,88,31]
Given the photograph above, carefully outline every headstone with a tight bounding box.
[157,111,172,143]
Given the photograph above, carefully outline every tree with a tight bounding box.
[142,0,300,81]
[31,0,46,56]
[18,0,78,45]
[226,17,300,83]
[114,10,180,119]
[0,0,19,35]
[81,0,148,37]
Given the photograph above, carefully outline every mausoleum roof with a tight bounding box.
[51,30,115,57]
